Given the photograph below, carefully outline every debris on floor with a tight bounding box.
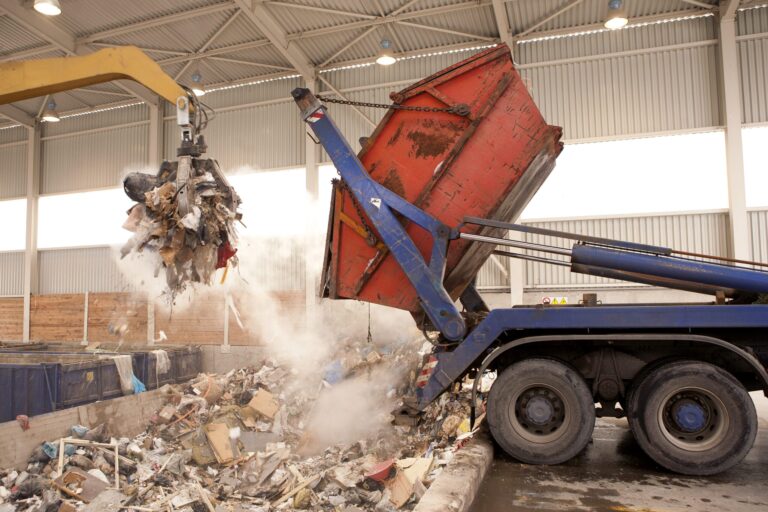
[121,158,242,298]
[0,339,482,511]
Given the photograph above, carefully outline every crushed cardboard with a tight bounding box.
[120,158,242,298]
[0,337,482,512]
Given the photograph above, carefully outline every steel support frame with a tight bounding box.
[295,91,466,340]
[305,78,320,311]
[417,303,768,408]
[718,0,750,260]
[22,124,41,342]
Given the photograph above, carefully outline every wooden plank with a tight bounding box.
[87,292,148,343]
[30,294,85,342]
[154,289,224,345]
[0,297,23,341]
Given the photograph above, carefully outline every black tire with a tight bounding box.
[627,361,757,475]
[487,358,596,465]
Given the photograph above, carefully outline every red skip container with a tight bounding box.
[321,45,563,313]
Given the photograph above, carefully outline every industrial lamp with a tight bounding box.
[34,0,62,16]
[376,39,396,66]
[41,99,60,123]
[604,0,628,30]
[191,70,206,97]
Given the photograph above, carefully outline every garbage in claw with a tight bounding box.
[0,338,483,512]
[120,157,243,298]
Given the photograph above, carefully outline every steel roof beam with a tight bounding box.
[515,0,584,39]
[286,1,492,40]
[234,0,315,79]
[491,0,515,48]
[0,105,35,127]
[263,1,376,19]
[682,0,717,9]
[397,21,497,42]
[157,40,272,66]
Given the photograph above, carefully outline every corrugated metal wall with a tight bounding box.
[518,16,721,140]
[749,209,768,264]
[41,122,149,194]
[163,76,305,171]
[38,247,138,294]
[4,9,768,296]
[0,252,24,296]
[0,141,26,200]
[475,210,735,290]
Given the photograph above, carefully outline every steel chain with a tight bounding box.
[336,179,379,247]
[316,95,470,116]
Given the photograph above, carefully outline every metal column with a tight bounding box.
[718,0,749,260]
[304,78,319,311]
[22,123,40,342]
[148,102,164,166]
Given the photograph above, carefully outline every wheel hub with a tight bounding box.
[525,396,554,425]
[671,399,707,433]
[515,386,565,436]
[660,388,726,451]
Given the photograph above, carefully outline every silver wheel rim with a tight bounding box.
[656,386,729,452]
[508,383,571,444]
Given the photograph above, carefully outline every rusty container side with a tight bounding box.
[324,45,563,312]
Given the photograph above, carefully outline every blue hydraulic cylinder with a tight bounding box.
[571,244,768,297]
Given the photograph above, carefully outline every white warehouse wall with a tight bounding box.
[2,11,768,297]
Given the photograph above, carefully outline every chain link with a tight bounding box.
[336,178,378,247]
[316,95,470,116]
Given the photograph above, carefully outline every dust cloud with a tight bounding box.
[112,164,422,451]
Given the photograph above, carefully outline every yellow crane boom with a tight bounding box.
[0,46,189,108]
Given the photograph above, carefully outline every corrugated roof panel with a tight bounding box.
[517,15,716,64]
[267,2,369,35]
[205,14,265,49]
[0,15,50,56]
[53,0,233,38]
[319,46,491,90]
[507,0,715,35]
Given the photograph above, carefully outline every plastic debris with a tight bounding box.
[121,159,242,299]
[0,337,480,512]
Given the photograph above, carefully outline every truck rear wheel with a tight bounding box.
[487,358,595,465]
[627,361,757,475]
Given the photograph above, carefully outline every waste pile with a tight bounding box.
[121,158,242,298]
[0,340,484,512]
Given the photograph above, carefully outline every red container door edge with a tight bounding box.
[322,45,563,313]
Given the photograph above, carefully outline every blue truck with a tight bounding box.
[291,53,768,476]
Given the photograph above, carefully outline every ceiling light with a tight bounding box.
[41,100,60,123]
[34,0,62,16]
[376,39,396,66]
[191,70,206,97]
[604,0,628,30]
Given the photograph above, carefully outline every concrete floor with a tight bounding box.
[470,397,768,512]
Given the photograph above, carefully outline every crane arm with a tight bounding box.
[0,46,189,109]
